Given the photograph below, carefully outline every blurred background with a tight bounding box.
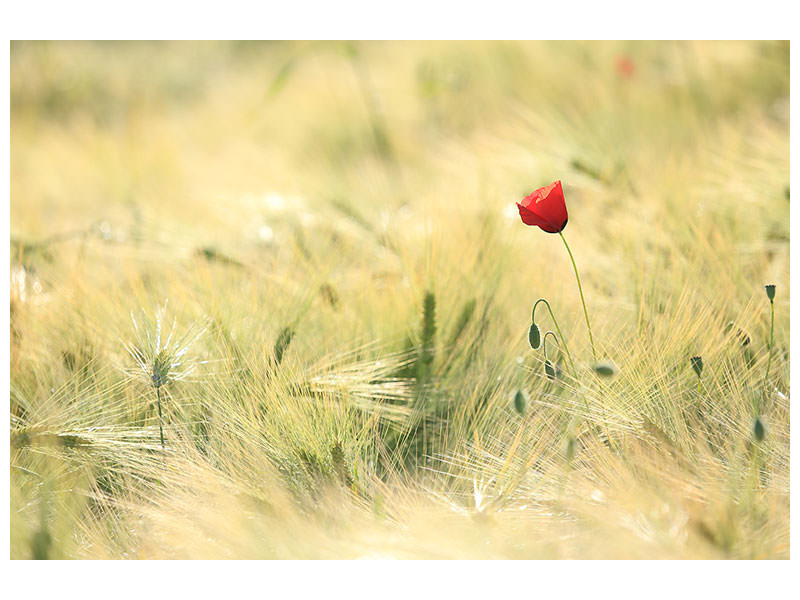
[10,41,790,338]
[11,41,789,244]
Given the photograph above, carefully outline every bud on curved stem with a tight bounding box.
[543,331,562,380]
[530,298,576,378]
[544,360,557,380]
[528,322,541,350]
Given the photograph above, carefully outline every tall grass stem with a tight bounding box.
[156,386,165,449]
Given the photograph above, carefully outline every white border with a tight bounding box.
[3,3,795,596]
[3,1,797,40]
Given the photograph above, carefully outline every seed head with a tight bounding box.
[690,356,704,378]
[765,284,775,302]
[150,349,173,388]
[123,301,207,389]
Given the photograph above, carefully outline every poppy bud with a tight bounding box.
[513,389,528,415]
[753,417,765,442]
[544,360,556,380]
[690,356,703,378]
[591,360,618,378]
[528,323,541,349]
[765,284,775,302]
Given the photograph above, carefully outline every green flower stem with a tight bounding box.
[542,330,558,362]
[156,386,165,449]
[558,232,597,362]
[532,298,577,378]
[761,299,775,413]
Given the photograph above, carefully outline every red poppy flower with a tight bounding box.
[516,180,568,233]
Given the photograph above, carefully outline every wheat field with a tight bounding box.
[9,41,789,559]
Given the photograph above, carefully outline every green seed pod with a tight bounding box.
[765,284,776,302]
[591,360,618,377]
[690,356,704,378]
[513,389,528,415]
[753,417,765,442]
[544,360,556,380]
[528,322,541,349]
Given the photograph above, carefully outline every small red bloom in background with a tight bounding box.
[616,56,635,78]
[516,180,568,233]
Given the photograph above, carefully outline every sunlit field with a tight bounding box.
[10,41,789,559]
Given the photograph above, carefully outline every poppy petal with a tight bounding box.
[517,203,549,228]
[517,180,568,233]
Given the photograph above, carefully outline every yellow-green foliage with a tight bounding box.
[10,41,789,559]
